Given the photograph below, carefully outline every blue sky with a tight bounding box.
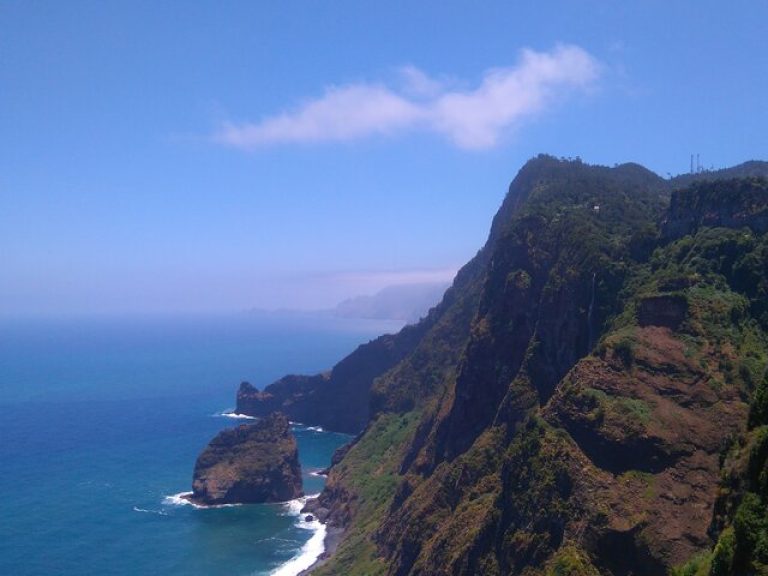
[1,1,766,315]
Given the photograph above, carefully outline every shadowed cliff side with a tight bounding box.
[307,159,768,576]
[233,155,546,435]
[235,324,426,434]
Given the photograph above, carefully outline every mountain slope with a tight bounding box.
[305,158,768,575]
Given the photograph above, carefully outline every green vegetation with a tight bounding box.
[613,335,635,367]
[750,373,768,429]
[494,418,578,574]
[703,484,768,576]
[310,163,768,576]
[314,412,420,576]
[670,178,768,222]
[672,552,713,576]
[681,387,768,575]
[545,545,601,576]
[710,527,736,576]
[732,492,768,572]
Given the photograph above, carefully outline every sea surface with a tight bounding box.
[0,313,400,576]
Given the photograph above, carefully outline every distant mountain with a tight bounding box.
[332,282,449,323]
[247,281,448,324]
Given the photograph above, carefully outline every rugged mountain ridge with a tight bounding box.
[214,155,768,575]
[300,157,768,576]
[236,160,768,441]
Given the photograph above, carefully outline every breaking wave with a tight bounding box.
[270,494,325,576]
[162,491,241,509]
[214,410,257,420]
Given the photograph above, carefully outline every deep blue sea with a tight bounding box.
[0,313,399,576]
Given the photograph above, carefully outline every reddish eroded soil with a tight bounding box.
[544,326,749,570]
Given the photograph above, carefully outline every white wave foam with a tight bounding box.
[163,492,200,508]
[162,491,241,509]
[309,470,327,478]
[133,506,168,516]
[280,493,320,516]
[305,426,324,432]
[269,494,325,575]
[215,410,257,420]
[270,518,326,575]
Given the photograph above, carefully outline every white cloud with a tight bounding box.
[397,65,447,98]
[218,85,422,146]
[216,45,599,150]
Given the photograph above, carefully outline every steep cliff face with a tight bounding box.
[663,178,768,241]
[363,160,671,575]
[234,155,545,435]
[236,324,428,433]
[188,412,302,506]
[305,159,768,576]
[433,160,665,462]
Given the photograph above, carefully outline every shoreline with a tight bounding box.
[170,415,346,575]
[163,491,243,509]
[298,525,344,576]
[168,490,333,575]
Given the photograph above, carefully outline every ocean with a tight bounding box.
[0,313,399,576]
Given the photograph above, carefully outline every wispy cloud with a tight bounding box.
[215,45,600,150]
[322,267,459,289]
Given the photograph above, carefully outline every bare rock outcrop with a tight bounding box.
[187,412,302,506]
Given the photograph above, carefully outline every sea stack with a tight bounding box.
[187,411,302,505]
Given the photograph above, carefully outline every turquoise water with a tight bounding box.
[0,314,396,576]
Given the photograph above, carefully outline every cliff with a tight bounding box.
[235,324,430,434]
[187,412,302,506]
[208,156,768,574]
[662,177,768,240]
[302,158,768,576]
[234,162,768,440]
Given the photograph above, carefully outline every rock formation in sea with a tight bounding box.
[188,411,302,506]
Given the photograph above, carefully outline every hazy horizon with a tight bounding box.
[2,2,767,315]
[0,276,454,320]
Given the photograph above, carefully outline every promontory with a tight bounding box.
[186,411,302,506]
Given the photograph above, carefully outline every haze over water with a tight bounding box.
[0,314,397,576]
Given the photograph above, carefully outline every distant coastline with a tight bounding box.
[247,280,449,325]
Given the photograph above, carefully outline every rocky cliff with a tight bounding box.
[235,323,430,434]
[662,177,768,240]
[213,156,768,574]
[188,412,302,506]
[234,161,768,439]
[301,157,768,576]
